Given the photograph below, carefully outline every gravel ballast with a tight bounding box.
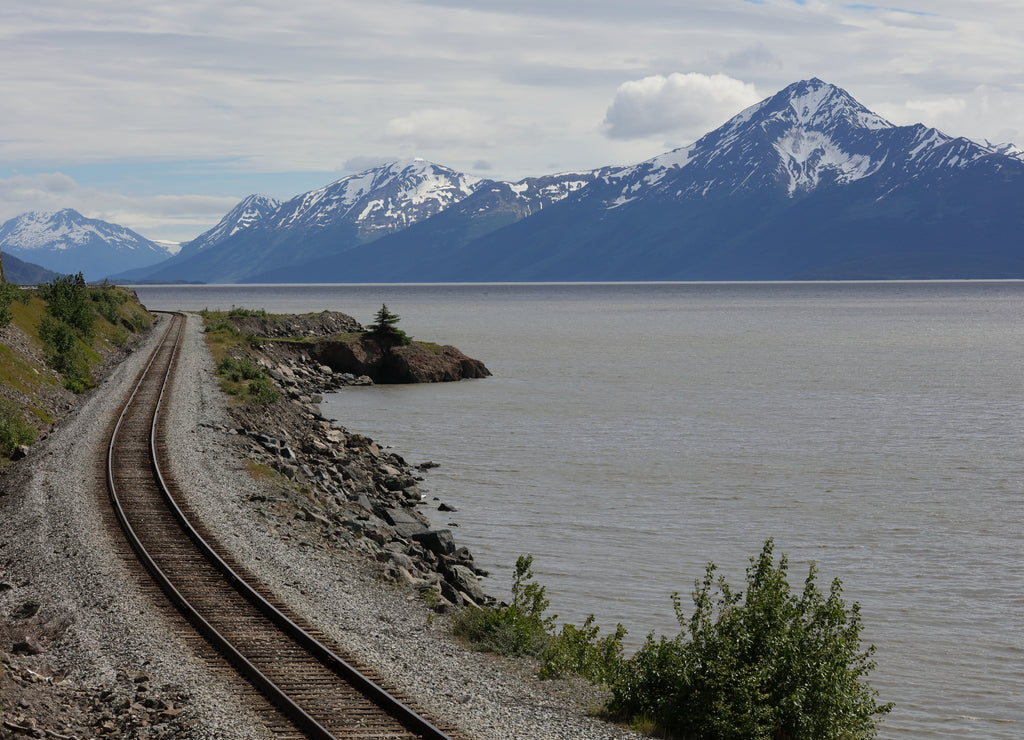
[1,313,643,740]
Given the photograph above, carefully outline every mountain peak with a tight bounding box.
[770,78,894,132]
[177,193,281,255]
[0,208,171,280]
[274,157,487,234]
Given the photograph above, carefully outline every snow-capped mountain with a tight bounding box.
[179,194,281,256]
[271,159,483,235]
[599,78,1011,205]
[122,78,1024,283]
[124,159,497,283]
[0,209,174,281]
[985,140,1024,161]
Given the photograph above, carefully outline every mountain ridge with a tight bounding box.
[18,78,1024,282]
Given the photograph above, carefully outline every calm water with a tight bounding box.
[136,282,1024,739]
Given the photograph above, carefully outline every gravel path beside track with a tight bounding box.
[2,313,642,740]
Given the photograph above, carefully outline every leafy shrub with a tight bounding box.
[0,282,29,327]
[217,357,264,382]
[127,311,151,332]
[38,273,94,339]
[88,284,128,325]
[452,554,555,658]
[227,306,268,318]
[204,318,239,336]
[541,615,627,684]
[0,398,35,457]
[609,539,892,739]
[215,356,278,405]
[245,377,279,405]
[38,315,91,390]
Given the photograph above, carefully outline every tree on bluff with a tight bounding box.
[366,303,411,345]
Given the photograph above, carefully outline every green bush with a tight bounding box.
[227,306,268,318]
[541,615,627,684]
[38,273,94,339]
[217,357,265,382]
[245,377,279,405]
[609,539,892,739]
[452,554,555,658]
[0,282,29,327]
[38,315,91,390]
[0,398,35,457]
[88,284,128,325]
[215,357,278,405]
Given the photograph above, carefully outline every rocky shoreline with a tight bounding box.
[210,309,497,610]
[1,311,642,739]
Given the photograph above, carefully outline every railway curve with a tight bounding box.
[105,311,459,740]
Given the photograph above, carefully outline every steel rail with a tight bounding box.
[106,311,454,740]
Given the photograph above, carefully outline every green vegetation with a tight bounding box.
[217,356,265,382]
[200,311,279,406]
[38,314,92,391]
[454,542,891,740]
[452,555,626,686]
[39,272,96,339]
[27,274,152,391]
[0,279,150,465]
[214,356,278,405]
[365,303,412,346]
[227,306,268,318]
[453,554,556,658]
[0,397,36,458]
[0,281,30,327]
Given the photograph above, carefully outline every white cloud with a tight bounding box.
[601,73,762,141]
[384,108,505,149]
[876,85,1023,143]
[342,155,400,173]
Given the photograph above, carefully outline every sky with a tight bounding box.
[2,0,1023,244]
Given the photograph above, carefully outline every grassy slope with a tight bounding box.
[0,286,153,464]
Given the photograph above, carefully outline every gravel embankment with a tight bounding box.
[2,313,643,740]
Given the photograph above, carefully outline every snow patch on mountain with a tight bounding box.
[775,129,880,194]
[985,140,1024,161]
[785,80,893,131]
[1,209,162,253]
[277,159,483,231]
[0,208,173,281]
[182,194,281,254]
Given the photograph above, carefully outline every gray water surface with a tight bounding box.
[137,281,1024,739]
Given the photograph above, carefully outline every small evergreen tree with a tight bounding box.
[366,303,411,345]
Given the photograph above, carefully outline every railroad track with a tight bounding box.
[105,312,457,740]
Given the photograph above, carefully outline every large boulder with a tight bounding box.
[308,336,489,383]
[381,343,491,383]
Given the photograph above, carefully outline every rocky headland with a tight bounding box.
[211,310,496,610]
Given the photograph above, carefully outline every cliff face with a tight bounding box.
[382,343,490,383]
[312,336,490,383]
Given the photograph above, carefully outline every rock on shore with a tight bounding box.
[212,310,495,609]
